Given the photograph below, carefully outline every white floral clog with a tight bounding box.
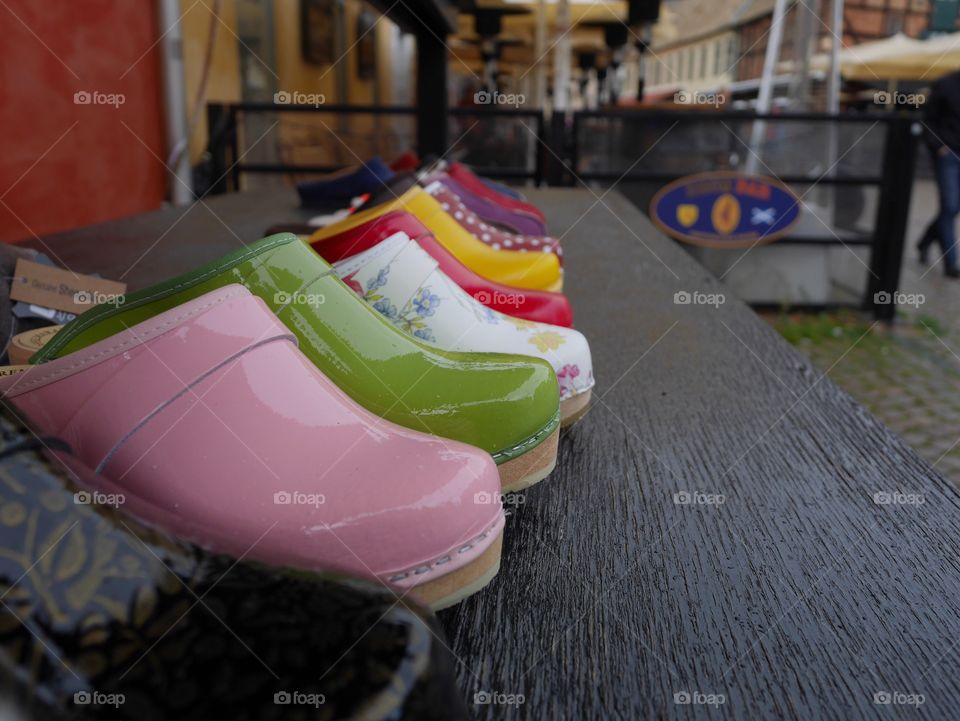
[336,233,594,424]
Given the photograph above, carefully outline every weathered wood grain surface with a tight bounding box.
[440,189,960,721]
[23,188,960,720]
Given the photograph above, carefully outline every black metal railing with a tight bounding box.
[206,102,917,321]
[206,102,544,192]
[569,109,919,320]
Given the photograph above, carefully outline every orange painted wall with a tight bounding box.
[0,1,168,243]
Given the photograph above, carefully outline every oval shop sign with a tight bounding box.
[650,171,801,248]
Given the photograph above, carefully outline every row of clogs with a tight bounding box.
[0,158,593,611]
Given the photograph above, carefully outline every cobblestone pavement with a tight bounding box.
[764,179,960,486]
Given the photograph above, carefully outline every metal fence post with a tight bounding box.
[534,111,546,186]
[867,117,919,321]
[569,112,580,188]
[415,30,449,157]
[228,106,240,192]
[545,111,568,186]
[206,103,233,196]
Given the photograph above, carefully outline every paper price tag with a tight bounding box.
[10,259,126,314]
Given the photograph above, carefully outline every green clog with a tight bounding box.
[32,234,560,491]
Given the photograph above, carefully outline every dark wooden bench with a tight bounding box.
[23,187,960,720]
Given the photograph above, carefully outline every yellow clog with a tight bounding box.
[308,186,563,292]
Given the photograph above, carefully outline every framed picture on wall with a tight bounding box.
[355,10,376,80]
[300,0,335,65]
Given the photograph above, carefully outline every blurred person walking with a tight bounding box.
[921,69,960,278]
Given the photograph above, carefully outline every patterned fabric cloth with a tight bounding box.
[423,181,564,263]
[336,233,592,401]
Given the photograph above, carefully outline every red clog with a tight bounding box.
[309,210,574,327]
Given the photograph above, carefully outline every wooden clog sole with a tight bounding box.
[498,427,559,492]
[560,390,591,427]
[414,530,504,610]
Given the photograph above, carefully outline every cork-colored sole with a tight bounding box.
[560,390,592,427]
[412,530,503,610]
[9,325,63,365]
[498,426,559,492]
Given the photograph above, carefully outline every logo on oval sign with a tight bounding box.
[650,172,801,248]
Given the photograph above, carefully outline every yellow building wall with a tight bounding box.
[180,0,243,164]
[181,0,410,168]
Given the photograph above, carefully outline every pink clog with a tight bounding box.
[0,285,505,609]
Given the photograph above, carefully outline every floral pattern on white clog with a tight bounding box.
[335,232,593,401]
[422,180,564,260]
[342,261,442,343]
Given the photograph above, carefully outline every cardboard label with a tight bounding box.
[0,365,29,377]
[10,259,126,314]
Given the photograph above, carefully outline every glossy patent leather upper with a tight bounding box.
[6,286,505,586]
[0,405,470,721]
[32,234,560,464]
[422,180,563,261]
[336,235,595,402]
[423,171,546,236]
[308,186,563,292]
[310,209,574,327]
[297,156,393,209]
[447,162,547,223]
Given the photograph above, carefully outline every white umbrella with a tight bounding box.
[909,32,960,81]
[809,32,960,81]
